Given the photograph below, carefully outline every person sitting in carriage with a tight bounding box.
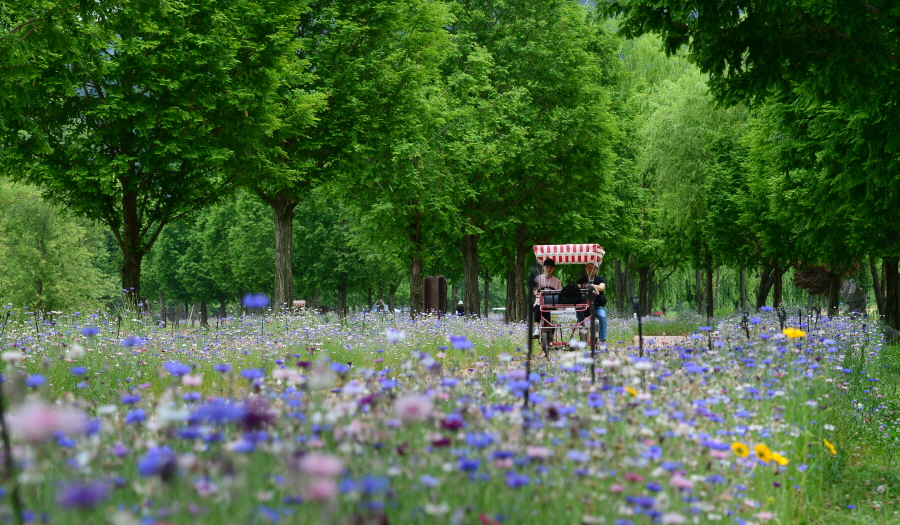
[576,260,607,343]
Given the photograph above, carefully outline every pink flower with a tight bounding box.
[526,446,551,460]
[304,478,337,501]
[710,450,729,459]
[394,394,433,422]
[610,484,626,493]
[181,375,202,387]
[623,472,644,483]
[756,511,774,521]
[661,513,687,524]
[298,453,343,477]
[670,476,695,490]
[6,401,87,442]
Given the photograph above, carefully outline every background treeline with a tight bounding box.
[2,0,898,327]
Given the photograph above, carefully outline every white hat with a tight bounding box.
[458,300,463,305]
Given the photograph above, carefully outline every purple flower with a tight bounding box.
[214,363,232,373]
[750,317,761,325]
[25,374,45,387]
[123,335,143,348]
[124,409,146,425]
[449,336,473,350]
[505,473,530,488]
[137,446,178,480]
[240,368,264,380]
[760,306,774,312]
[121,394,141,404]
[56,481,110,509]
[70,367,87,375]
[164,361,191,377]
[243,293,270,309]
[191,400,246,425]
[80,327,100,337]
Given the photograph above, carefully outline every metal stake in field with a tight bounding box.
[589,287,597,383]
[524,261,539,410]
[633,296,643,358]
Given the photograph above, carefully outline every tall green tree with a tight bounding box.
[250,0,454,308]
[0,179,117,310]
[0,0,317,304]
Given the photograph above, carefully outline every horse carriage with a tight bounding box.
[533,244,605,354]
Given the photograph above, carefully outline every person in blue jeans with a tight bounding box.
[576,261,607,342]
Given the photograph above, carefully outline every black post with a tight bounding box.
[777,306,786,330]
[524,261,540,411]
[116,315,122,340]
[633,296,643,358]
[589,287,597,383]
[741,311,750,340]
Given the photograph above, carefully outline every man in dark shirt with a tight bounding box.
[576,261,607,342]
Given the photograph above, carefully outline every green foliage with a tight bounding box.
[0,179,117,309]
[0,0,319,297]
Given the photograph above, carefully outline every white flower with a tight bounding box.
[386,328,406,342]
[1,351,23,362]
[66,343,85,359]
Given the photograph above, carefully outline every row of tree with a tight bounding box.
[3,0,899,327]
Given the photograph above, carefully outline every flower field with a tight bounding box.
[0,308,896,524]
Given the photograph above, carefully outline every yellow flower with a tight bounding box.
[625,386,638,396]
[772,453,789,466]
[754,443,773,463]
[731,442,750,457]
[782,327,807,338]
[823,438,837,455]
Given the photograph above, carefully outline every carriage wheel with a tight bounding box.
[540,331,551,356]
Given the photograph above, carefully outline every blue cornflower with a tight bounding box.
[330,362,350,375]
[505,473,530,488]
[243,293,270,309]
[25,374,45,387]
[164,361,191,377]
[136,446,177,479]
[750,317,761,325]
[124,409,145,425]
[214,364,231,373]
[80,327,100,337]
[191,400,246,424]
[449,335,473,350]
[121,394,141,404]
[123,335,143,348]
[70,367,87,375]
[466,432,494,448]
[566,450,590,462]
[419,475,440,487]
[760,306,774,312]
[241,368,265,380]
[56,481,110,509]
[458,458,480,472]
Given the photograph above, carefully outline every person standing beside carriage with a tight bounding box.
[533,258,562,338]
[576,261,607,343]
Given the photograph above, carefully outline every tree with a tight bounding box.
[249,0,454,308]
[0,0,317,305]
[0,179,117,310]
[601,0,900,107]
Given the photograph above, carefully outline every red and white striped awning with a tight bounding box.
[533,244,605,265]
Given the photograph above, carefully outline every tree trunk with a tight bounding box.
[705,256,714,318]
[884,258,900,329]
[739,265,748,311]
[514,226,528,322]
[755,263,776,309]
[274,189,297,308]
[337,286,348,320]
[409,257,423,319]
[120,251,144,309]
[462,234,481,318]
[637,267,651,315]
[827,270,842,316]
[118,189,146,308]
[159,291,166,328]
[772,265,785,307]
[504,270,515,323]
[695,269,703,315]
[200,301,208,327]
[714,266,721,312]
[871,257,885,317]
[615,259,625,314]
[219,292,227,319]
[388,285,397,314]
[483,272,490,318]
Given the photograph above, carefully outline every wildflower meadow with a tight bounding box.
[0,306,896,525]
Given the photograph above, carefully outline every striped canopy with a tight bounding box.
[533,244,605,265]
